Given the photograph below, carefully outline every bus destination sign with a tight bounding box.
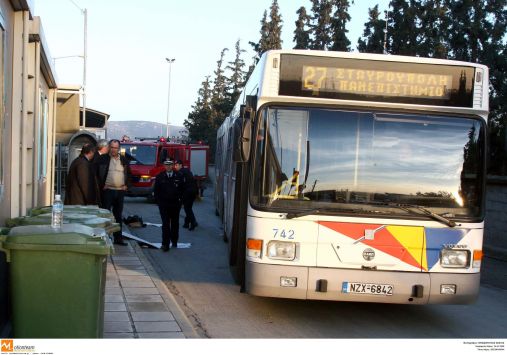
[279,54,475,107]
[302,66,452,99]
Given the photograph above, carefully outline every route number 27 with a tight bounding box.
[272,228,295,240]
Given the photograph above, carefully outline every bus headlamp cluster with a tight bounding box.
[267,241,296,261]
[440,249,470,268]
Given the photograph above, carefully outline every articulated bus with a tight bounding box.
[215,50,488,304]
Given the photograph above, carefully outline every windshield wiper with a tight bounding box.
[285,207,358,219]
[388,203,458,228]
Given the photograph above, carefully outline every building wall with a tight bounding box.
[56,93,80,133]
[0,10,57,223]
[0,1,57,337]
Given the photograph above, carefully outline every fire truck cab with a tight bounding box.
[120,137,209,200]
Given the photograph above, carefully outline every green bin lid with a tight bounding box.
[2,224,112,255]
[19,213,113,228]
[30,205,114,218]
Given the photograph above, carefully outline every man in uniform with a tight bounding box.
[175,160,198,231]
[154,159,184,251]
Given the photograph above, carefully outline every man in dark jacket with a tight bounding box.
[97,139,132,245]
[65,143,99,205]
[154,159,184,251]
[176,160,198,231]
[91,139,109,206]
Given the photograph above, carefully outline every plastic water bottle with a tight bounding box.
[51,194,63,228]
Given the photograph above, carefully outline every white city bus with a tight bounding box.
[215,50,488,304]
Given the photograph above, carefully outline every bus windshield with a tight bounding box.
[251,106,485,220]
[122,144,157,165]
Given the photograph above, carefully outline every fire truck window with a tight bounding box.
[160,149,168,163]
[124,145,157,165]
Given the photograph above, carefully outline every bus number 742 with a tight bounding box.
[273,228,295,240]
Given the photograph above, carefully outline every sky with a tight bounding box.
[34,0,391,128]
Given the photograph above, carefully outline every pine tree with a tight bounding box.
[357,5,387,53]
[184,76,213,144]
[226,40,247,97]
[250,1,284,61]
[388,0,422,56]
[294,6,311,49]
[267,0,283,50]
[329,0,351,51]
[310,0,333,50]
[418,0,449,58]
[211,48,229,104]
[249,10,270,60]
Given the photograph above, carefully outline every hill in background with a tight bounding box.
[107,120,186,140]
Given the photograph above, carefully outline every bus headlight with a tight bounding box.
[267,241,296,261]
[440,249,470,268]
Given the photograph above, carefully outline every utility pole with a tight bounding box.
[165,58,175,139]
[83,8,87,128]
[69,0,87,128]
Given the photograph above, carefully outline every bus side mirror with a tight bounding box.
[233,116,252,163]
[240,117,252,162]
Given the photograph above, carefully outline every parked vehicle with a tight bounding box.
[120,138,209,200]
[216,49,488,304]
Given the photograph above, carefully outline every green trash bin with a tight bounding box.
[0,224,113,338]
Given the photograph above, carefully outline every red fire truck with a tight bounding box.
[120,137,209,200]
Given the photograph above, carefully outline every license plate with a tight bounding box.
[342,282,393,296]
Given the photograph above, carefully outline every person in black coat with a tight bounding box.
[154,159,184,251]
[176,160,198,230]
[65,143,99,205]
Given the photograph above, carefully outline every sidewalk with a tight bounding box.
[104,236,198,338]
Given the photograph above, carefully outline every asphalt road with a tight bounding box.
[123,183,507,339]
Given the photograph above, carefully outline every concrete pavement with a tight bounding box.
[104,235,198,338]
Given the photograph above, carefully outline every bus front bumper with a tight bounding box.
[245,261,480,305]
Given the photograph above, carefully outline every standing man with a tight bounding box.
[154,159,184,251]
[65,143,99,205]
[92,139,109,207]
[97,139,131,245]
[95,139,110,157]
[176,160,198,231]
